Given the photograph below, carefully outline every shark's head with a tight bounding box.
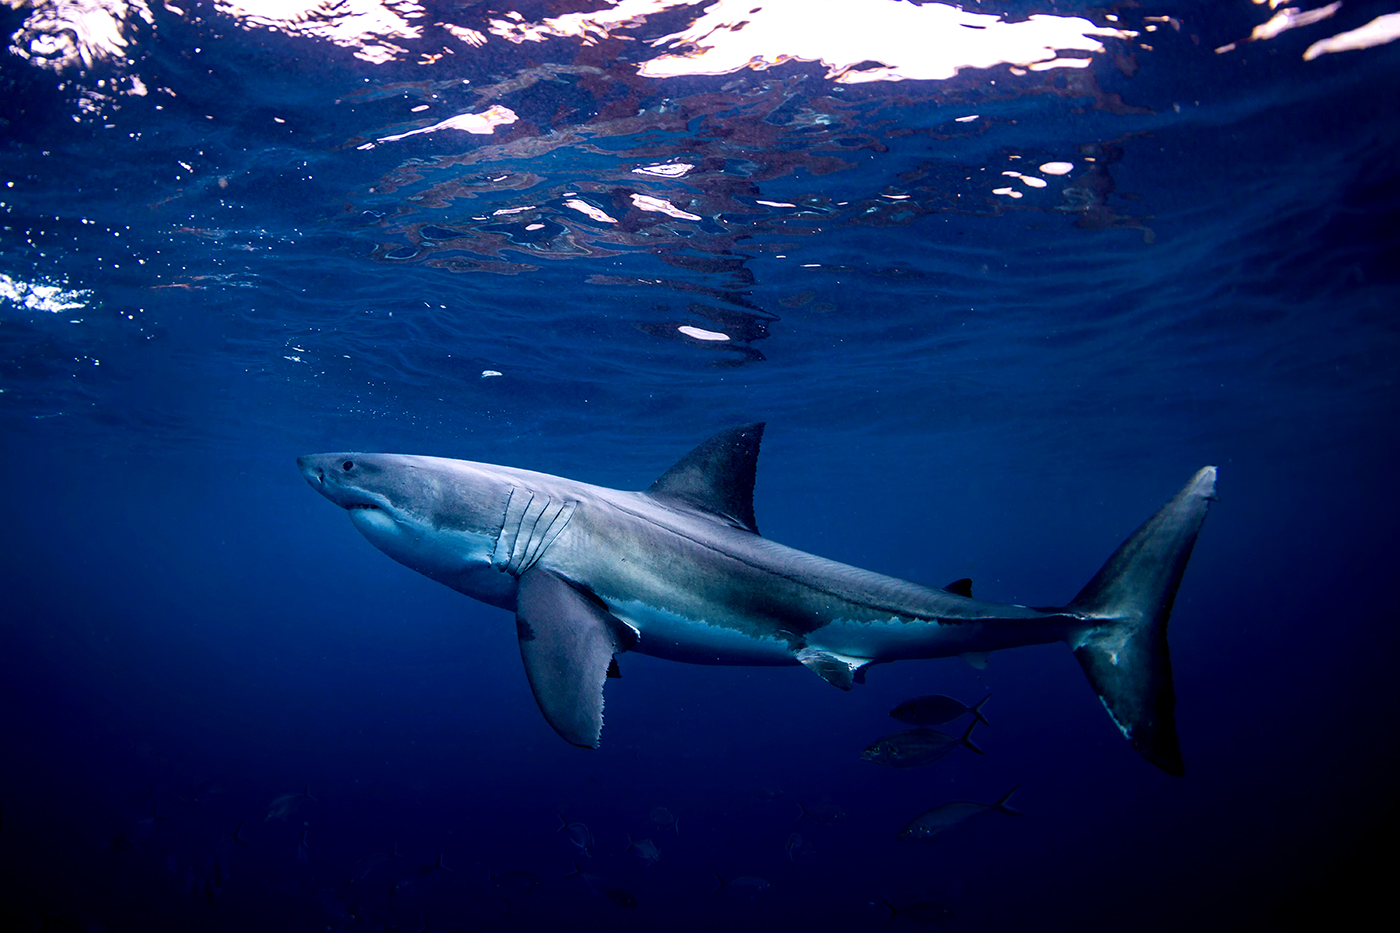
[297,452,518,608]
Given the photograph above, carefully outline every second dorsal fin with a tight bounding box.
[646,423,764,534]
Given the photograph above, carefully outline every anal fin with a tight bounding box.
[515,568,634,748]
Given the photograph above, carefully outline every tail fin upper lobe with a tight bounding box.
[1068,466,1217,776]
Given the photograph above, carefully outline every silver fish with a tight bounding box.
[785,831,816,862]
[882,899,956,924]
[556,813,594,858]
[889,693,991,727]
[861,719,983,768]
[898,787,1022,843]
[650,806,679,834]
[794,800,846,824]
[490,868,539,899]
[625,832,660,865]
[265,785,314,822]
[567,861,636,908]
[713,874,771,898]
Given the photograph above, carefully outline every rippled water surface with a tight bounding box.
[2,2,1398,931]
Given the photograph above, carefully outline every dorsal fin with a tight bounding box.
[646,423,764,534]
[944,578,973,598]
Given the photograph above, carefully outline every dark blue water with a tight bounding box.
[2,2,1398,930]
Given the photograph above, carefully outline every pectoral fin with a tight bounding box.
[515,568,635,749]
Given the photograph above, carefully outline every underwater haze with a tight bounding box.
[2,1,1398,931]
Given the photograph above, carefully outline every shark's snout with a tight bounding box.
[297,453,397,518]
[297,453,375,511]
[296,455,325,487]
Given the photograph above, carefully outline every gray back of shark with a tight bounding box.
[298,423,1216,774]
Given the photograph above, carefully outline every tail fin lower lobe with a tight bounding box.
[1068,467,1217,776]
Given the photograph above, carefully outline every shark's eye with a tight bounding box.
[342,460,354,471]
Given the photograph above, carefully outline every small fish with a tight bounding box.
[650,805,679,834]
[29,909,102,933]
[110,809,163,852]
[201,861,224,907]
[898,787,1023,843]
[351,842,404,885]
[175,780,217,806]
[556,813,594,857]
[567,861,637,908]
[794,800,846,824]
[317,888,354,923]
[889,693,991,727]
[785,832,802,862]
[209,829,238,899]
[490,868,540,903]
[398,853,451,883]
[712,874,771,898]
[861,719,983,768]
[209,843,231,887]
[391,854,452,896]
[625,832,660,866]
[266,784,315,821]
[882,899,956,925]
[165,853,199,896]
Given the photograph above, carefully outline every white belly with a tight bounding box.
[610,598,796,666]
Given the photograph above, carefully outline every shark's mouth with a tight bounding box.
[348,503,380,511]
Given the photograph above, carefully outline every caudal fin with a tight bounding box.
[970,694,991,727]
[992,787,1023,816]
[959,718,984,755]
[1067,467,1217,777]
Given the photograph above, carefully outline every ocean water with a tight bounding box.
[2,1,1397,930]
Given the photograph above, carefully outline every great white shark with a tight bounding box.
[298,424,1215,775]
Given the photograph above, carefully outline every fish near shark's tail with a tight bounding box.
[1065,466,1217,777]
